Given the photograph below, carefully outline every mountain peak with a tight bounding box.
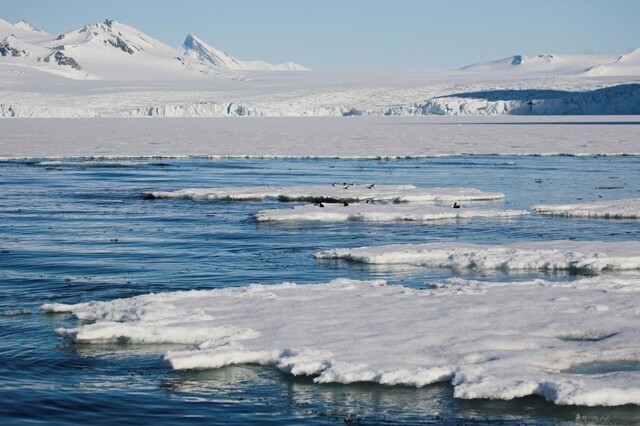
[180,33,307,71]
[181,33,241,69]
[0,35,25,57]
[184,33,200,43]
[14,20,43,33]
[63,19,159,55]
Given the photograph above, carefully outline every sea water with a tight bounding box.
[1,155,639,424]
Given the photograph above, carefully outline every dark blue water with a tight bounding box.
[1,156,639,425]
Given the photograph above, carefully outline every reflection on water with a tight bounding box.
[565,361,640,375]
[161,365,640,424]
[2,156,640,423]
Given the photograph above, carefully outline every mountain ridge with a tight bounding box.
[0,17,308,80]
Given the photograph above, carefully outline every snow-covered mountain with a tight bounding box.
[584,48,640,77]
[0,18,307,80]
[1,16,638,118]
[13,20,45,34]
[0,18,50,42]
[460,51,639,77]
[181,33,307,71]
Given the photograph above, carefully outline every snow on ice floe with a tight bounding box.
[534,198,640,219]
[143,185,504,203]
[315,241,640,273]
[256,203,527,222]
[44,277,640,406]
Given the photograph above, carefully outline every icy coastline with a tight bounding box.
[2,83,639,118]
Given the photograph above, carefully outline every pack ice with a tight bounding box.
[44,276,640,406]
[143,185,505,203]
[256,203,527,222]
[534,198,640,219]
[315,240,640,273]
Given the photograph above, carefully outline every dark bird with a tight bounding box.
[343,202,349,206]
[318,202,325,208]
[453,202,460,209]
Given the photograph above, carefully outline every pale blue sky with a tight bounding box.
[2,0,639,70]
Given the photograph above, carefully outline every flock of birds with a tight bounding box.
[311,183,462,209]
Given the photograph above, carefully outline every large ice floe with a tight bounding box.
[142,185,504,203]
[44,276,640,406]
[534,198,640,219]
[256,203,528,222]
[315,241,640,273]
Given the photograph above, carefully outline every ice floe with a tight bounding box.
[256,203,527,222]
[2,117,640,159]
[44,277,640,406]
[143,185,504,203]
[534,198,640,219]
[315,241,640,273]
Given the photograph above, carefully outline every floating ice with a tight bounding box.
[315,241,640,273]
[45,277,640,406]
[143,185,504,203]
[534,198,640,219]
[2,117,640,158]
[256,203,527,222]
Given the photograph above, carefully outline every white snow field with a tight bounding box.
[256,203,527,222]
[44,276,640,406]
[2,17,640,118]
[534,198,640,219]
[2,116,640,159]
[315,241,640,273]
[143,185,504,203]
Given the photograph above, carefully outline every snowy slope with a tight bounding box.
[584,48,640,77]
[0,18,50,43]
[461,53,620,76]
